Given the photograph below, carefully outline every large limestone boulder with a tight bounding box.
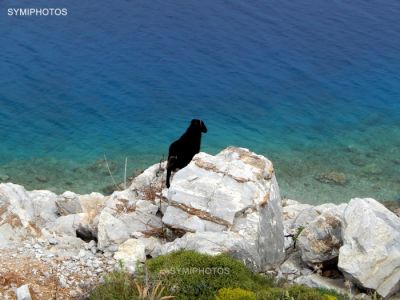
[161,147,285,270]
[0,183,58,243]
[338,198,400,298]
[97,190,163,251]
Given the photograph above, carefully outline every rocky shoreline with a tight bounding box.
[0,147,399,299]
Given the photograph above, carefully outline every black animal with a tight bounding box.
[166,119,207,188]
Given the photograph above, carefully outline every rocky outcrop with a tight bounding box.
[338,198,400,298]
[1,148,400,299]
[160,147,285,270]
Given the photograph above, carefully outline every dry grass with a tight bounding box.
[0,250,70,300]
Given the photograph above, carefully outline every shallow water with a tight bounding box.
[0,1,399,203]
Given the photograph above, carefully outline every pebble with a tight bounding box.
[16,284,32,300]
[88,240,97,248]
[69,290,79,297]
[78,249,86,258]
[103,252,113,258]
[48,238,58,245]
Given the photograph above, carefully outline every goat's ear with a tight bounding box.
[200,120,208,133]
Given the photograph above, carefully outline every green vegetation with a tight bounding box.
[216,288,256,300]
[89,250,348,300]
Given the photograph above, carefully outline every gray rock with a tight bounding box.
[276,252,305,282]
[56,191,82,215]
[298,210,343,266]
[338,198,400,298]
[138,236,162,257]
[294,274,348,296]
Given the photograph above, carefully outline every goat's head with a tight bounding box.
[191,119,208,133]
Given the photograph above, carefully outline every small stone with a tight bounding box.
[16,284,31,300]
[78,249,86,258]
[315,172,347,185]
[349,157,366,167]
[59,275,67,288]
[103,251,113,258]
[48,237,59,245]
[88,240,97,248]
[36,176,49,183]
[361,163,383,176]
[0,173,10,182]
[70,290,79,297]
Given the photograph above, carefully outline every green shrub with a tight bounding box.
[255,285,344,300]
[145,250,274,300]
[216,288,256,300]
[89,268,137,300]
[256,287,288,300]
[89,251,348,300]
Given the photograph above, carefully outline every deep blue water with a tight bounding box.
[0,1,399,203]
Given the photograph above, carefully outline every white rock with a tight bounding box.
[114,239,146,273]
[338,198,400,298]
[16,284,31,300]
[97,210,130,250]
[162,147,285,270]
[51,213,86,236]
[0,184,58,242]
[27,190,58,224]
[282,203,313,221]
[99,192,163,249]
[292,207,319,229]
[130,162,167,192]
[48,238,58,245]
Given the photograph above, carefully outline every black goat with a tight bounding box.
[166,119,207,188]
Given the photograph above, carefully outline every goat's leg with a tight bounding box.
[166,168,172,188]
[166,155,177,188]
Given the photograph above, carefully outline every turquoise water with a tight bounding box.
[0,1,399,203]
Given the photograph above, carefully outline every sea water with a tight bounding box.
[0,0,399,203]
